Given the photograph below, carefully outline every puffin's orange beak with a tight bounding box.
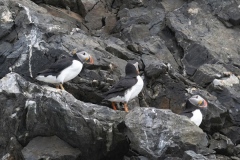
[87,56,94,64]
[199,100,208,108]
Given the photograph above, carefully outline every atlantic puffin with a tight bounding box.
[103,62,144,112]
[36,50,94,90]
[180,95,208,126]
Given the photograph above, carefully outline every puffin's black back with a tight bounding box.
[180,100,198,118]
[37,57,74,77]
[103,62,138,100]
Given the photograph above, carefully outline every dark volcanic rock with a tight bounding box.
[124,108,208,159]
[22,136,81,160]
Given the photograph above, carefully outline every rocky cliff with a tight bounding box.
[0,0,240,159]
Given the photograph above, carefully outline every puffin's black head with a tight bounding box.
[187,95,208,109]
[125,62,139,78]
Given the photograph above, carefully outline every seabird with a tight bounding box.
[103,62,144,112]
[180,95,208,126]
[36,50,94,90]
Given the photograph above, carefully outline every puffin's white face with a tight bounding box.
[133,62,140,74]
[76,51,94,64]
[189,95,208,108]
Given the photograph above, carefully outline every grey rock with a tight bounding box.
[183,150,208,160]
[0,72,126,160]
[209,133,235,156]
[142,54,169,78]
[124,107,208,159]
[192,64,228,87]
[216,154,232,160]
[164,157,182,160]
[1,0,240,159]
[112,2,165,40]
[21,136,81,160]
[204,0,240,26]
[139,36,179,70]
[220,126,240,145]
[167,1,240,76]
[207,79,240,127]
[0,5,14,38]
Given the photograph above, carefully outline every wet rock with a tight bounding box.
[124,108,208,159]
[21,136,81,160]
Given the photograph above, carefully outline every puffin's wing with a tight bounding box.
[180,111,193,118]
[104,77,137,97]
[37,58,73,76]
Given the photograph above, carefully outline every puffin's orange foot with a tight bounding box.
[124,103,129,112]
[59,84,65,90]
[112,102,117,110]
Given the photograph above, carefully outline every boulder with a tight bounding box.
[21,136,81,160]
[0,72,127,160]
[124,107,208,159]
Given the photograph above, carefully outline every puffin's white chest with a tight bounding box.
[190,109,203,126]
[108,76,144,103]
[57,60,83,83]
[125,75,144,102]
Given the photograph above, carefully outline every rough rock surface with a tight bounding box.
[124,108,208,159]
[22,136,81,160]
[0,0,240,159]
[0,73,210,160]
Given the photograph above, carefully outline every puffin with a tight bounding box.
[36,50,94,90]
[180,95,208,126]
[103,62,144,112]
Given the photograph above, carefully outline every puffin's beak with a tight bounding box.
[199,100,208,108]
[137,70,140,75]
[86,56,94,64]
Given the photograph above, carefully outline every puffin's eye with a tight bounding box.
[83,52,86,55]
